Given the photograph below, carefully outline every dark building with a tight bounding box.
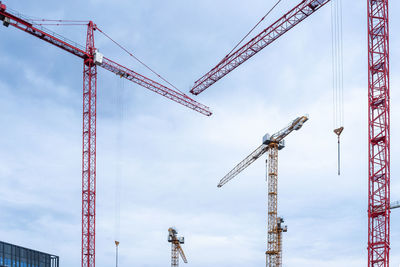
[0,241,59,267]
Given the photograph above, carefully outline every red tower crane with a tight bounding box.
[0,3,211,267]
[190,0,392,266]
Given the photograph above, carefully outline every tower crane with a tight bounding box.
[168,227,188,267]
[218,115,308,267]
[0,3,211,267]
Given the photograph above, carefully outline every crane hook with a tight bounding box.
[333,127,344,175]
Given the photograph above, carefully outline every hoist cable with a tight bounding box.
[220,0,282,64]
[331,0,344,129]
[331,0,345,175]
[114,78,125,244]
[96,27,186,96]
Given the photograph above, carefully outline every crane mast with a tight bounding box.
[190,0,331,95]
[367,0,390,266]
[266,142,282,266]
[218,115,308,267]
[82,21,97,267]
[168,228,188,267]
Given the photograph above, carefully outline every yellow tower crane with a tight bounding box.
[218,115,309,267]
[168,227,188,267]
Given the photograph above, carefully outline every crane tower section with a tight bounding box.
[264,133,286,267]
[367,0,390,266]
[168,228,188,267]
[82,21,97,267]
[265,143,281,266]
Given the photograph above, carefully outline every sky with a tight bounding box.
[0,0,399,266]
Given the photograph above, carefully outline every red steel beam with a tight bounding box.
[190,0,331,95]
[82,21,97,267]
[100,57,211,116]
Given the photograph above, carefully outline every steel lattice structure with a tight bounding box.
[190,0,331,95]
[0,3,211,267]
[367,0,390,266]
[266,145,280,267]
[171,243,180,267]
[82,21,97,267]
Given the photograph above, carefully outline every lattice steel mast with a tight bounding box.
[367,0,390,266]
[218,115,308,266]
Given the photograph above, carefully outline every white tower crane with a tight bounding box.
[218,115,309,267]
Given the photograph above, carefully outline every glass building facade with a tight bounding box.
[0,241,59,267]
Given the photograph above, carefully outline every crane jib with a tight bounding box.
[190,0,331,95]
[218,115,308,187]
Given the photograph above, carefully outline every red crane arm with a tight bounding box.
[0,6,88,60]
[190,0,331,95]
[100,57,212,116]
[0,3,212,116]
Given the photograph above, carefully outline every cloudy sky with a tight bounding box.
[0,0,399,266]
